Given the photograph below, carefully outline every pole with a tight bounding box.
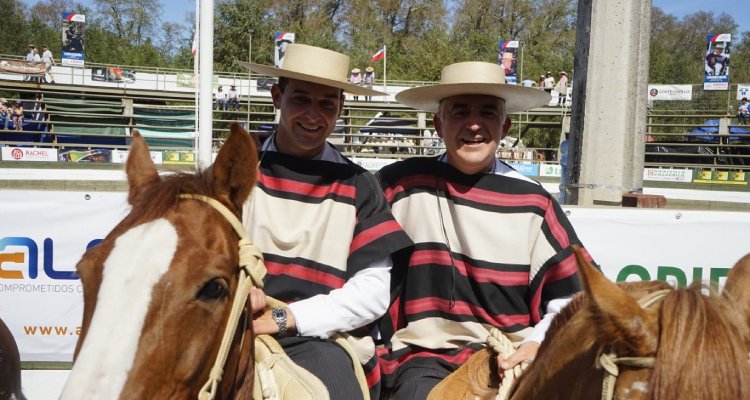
[520,42,524,84]
[193,0,199,162]
[247,30,253,130]
[383,45,388,101]
[197,0,214,169]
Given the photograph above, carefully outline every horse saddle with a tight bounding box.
[253,334,330,400]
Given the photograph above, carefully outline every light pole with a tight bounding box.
[247,29,254,129]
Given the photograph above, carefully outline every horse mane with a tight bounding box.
[649,284,750,399]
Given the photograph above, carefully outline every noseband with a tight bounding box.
[595,289,671,400]
[178,194,266,400]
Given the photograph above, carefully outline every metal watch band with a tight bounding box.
[271,307,288,337]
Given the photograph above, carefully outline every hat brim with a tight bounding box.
[396,83,551,113]
[236,60,385,97]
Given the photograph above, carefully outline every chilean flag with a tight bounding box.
[371,48,385,62]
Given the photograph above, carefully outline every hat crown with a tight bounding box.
[440,62,506,86]
[280,44,350,84]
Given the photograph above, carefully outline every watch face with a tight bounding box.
[272,308,286,319]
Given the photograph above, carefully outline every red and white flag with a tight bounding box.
[191,31,198,57]
[371,48,385,62]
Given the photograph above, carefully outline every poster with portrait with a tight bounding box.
[274,32,295,68]
[61,13,85,67]
[498,40,519,85]
[704,33,731,91]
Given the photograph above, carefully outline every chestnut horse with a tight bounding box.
[60,124,261,399]
[0,317,24,400]
[431,248,750,400]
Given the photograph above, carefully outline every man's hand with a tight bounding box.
[250,287,266,314]
[253,307,297,336]
[496,341,540,375]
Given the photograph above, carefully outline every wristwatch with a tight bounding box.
[271,307,288,337]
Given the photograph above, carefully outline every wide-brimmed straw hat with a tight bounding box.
[236,44,384,96]
[351,68,360,73]
[396,61,551,113]
[365,66,374,73]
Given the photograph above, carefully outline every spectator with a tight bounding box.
[24,45,36,82]
[215,85,228,110]
[559,132,569,203]
[543,71,555,93]
[364,66,375,101]
[555,71,569,106]
[41,44,56,84]
[739,97,749,125]
[537,74,546,89]
[0,98,8,130]
[377,61,585,398]
[349,68,362,101]
[11,100,24,131]
[227,85,239,111]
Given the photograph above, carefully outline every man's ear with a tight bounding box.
[433,114,444,139]
[501,116,512,139]
[270,84,281,109]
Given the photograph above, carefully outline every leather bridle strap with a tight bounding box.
[177,194,267,400]
[596,289,671,400]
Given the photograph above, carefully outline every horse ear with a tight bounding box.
[211,123,259,212]
[722,253,750,337]
[126,130,160,205]
[573,246,657,354]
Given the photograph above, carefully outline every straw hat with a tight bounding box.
[396,61,551,113]
[714,43,725,49]
[560,71,567,75]
[501,52,514,60]
[236,44,383,96]
[366,66,374,73]
[352,68,360,73]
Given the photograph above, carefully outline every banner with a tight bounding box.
[273,32,295,68]
[58,149,112,163]
[1,147,57,162]
[498,40,519,85]
[91,67,135,83]
[61,13,85,67]
[704,33,731,91]
[0,59,45,76]
[738,84,750,100]
[647,84,692,101]
[3,191,750,361]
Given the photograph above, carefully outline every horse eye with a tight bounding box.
[197,278,229,301]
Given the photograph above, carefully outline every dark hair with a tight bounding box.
[276,77,343,96]
[743,97,748,101]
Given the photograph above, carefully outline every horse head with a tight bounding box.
[511,246,750,400]
[60,123,259,400]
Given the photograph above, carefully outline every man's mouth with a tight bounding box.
[298,122,322,132]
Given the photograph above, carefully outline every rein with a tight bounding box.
[177,194,267,400]
[596,289,671,400]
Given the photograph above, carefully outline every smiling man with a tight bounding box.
[376,61,589,399]
[237,44,412,400]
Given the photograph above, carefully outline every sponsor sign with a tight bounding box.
[738,84,750,100]
[704,33,731,91]
[61,13,85,67]
[506,161,540,176]
[539,163,562,177]
[91,67,135,83]
[163,150,195,165]
[274,32,295,68]
[350,157,397,172]
[498,40,520,85]
[693,169,749,185]
[643,168,693,183]
[647,84,692,101]
[110,149,163,164]
[1,147,58,162]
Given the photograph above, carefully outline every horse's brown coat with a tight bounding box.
[69,123,258,399]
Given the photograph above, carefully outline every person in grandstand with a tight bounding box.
[376,61,588,399]
[237,44,412,400]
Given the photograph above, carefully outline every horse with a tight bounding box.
[0,317,24,400]
[60,123,261,400]
[430,247,750,400]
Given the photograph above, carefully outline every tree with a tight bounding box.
[93,0,161,45]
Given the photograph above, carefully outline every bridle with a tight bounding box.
[595,289,672,400]
[177,194,266,400]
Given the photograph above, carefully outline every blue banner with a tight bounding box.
[498,40,519,85]
[704,33,731,91]
[61,13,85,67]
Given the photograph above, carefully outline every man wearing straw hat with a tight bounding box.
[376,61,588,398]
[237,44,412,400]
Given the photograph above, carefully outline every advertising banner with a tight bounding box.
[273,32,295,68]
[704,33,731,91]
[647,84,693,101]
[58,149,112,163]
[1,147,57,162]
[3,192,750,361]
[110,149,163,164]
[91,67,135,83]
[643,168,693,183]
[61,13,85,67]
[738,84,750,100]
[0,59,45,76]
[498,40,519,85]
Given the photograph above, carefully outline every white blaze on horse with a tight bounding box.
[60,124,260,399]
